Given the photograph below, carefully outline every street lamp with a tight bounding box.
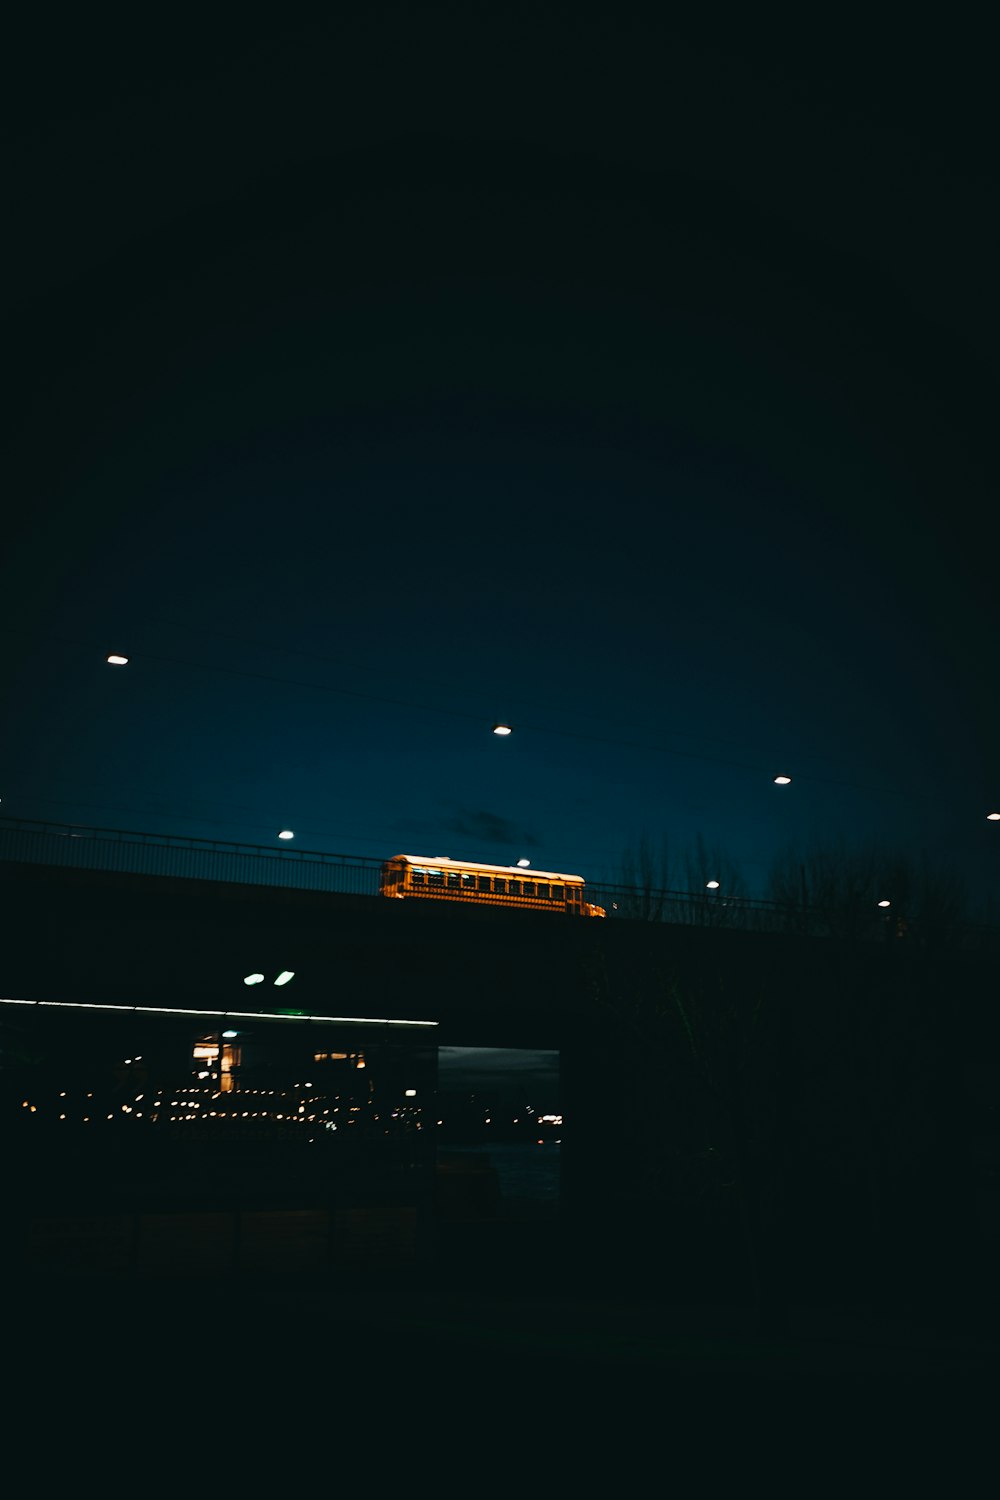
[492,723,513,736]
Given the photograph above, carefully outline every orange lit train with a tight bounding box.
[379,855,606,917]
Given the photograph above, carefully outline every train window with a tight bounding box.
[509,881,521,896]
[537,883,550,898]
[494,878,507,894]
[551,885,563,901]
[411,870,425,886]
[462,873,476,889]
[428,869,444,887]
[477,875,492,892]
[447,871,461,888]
[522,882,535,896]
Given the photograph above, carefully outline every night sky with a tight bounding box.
[2,13,996,908]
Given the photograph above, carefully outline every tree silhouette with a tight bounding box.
[616,830,751,928]
[766,837,972,950]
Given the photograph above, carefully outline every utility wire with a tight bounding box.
[3,626,957,807]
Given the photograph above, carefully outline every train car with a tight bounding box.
[379,854,606,917]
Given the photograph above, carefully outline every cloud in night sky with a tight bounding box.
[394,806,542,853]
[440,808,542,848]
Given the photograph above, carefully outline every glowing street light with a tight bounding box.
[877,899,891,908]
[706,879,720,890]
[243,973,265,985]
[492,723,513,736]
[773,773,792,785]
[277,829,294,840]
[273,971,295,986]
[517,858,530,868]
[106,653,129,666]
[988,812,1000,822]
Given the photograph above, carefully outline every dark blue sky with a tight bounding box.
[2,14,996,908]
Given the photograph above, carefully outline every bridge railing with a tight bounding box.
[0,816,384,897]
[585,879,1000,951]
[589,881,801,933]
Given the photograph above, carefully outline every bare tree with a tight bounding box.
[617,830,673,921]
[767,837,972,949]
[616,830,751,927]
[679,832,750,928]
[766,837,882,941]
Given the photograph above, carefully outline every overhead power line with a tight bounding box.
[2,627,995,837]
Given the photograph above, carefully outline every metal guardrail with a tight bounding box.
[1,816,997,951]
[0,817,383,897]
[588,881,804,932]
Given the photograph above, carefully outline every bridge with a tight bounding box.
[2,817,995,1294]
[2,815,996,1048]
[6,814,986,1045]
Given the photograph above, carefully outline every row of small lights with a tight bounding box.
[26,1106,558,1142]
[23,1083,558,1136]
[100,657,1000,913]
